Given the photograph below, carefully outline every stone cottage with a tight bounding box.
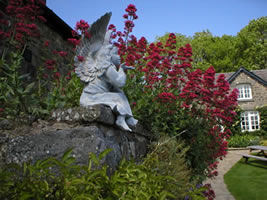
[217,67,267,132]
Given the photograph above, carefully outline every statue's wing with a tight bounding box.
[74,12,112,82]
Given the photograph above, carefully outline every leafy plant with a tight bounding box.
[144,135,194,199]
[260,140,267,146]
[227,135,260,147]
[1,147,199,200]
[0,52,36,117]
[257,105,267,136]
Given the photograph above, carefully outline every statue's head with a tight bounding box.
[110,46,120,67]
[95,29,120,67]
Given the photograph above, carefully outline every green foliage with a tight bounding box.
[0,52,38,117]
[260,140,267,146]
[191,30,237,72]
[156,16,267,72]
[229,107,242,135]
[227,135,260,147]
[0,147,200,200]
[41,72,83,112]
[144,136,194,199]
[257,105,267,135]
[224,157,267,200]
[0,52,83,119]
[235,16,267,70]
[0,148,108,199]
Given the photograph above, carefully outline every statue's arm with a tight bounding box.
[105,65,126,88]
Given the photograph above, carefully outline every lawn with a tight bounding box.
[224,156,267,200]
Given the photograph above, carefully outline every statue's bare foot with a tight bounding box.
[116,115,132,132]
[126,117,138,128]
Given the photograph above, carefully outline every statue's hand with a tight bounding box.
[120,63,135,70]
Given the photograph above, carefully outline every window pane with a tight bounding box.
[240,111,260,131]
[237,84,252,100]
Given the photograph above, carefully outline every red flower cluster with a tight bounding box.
[109,4,139,43]
[67,38,80,47]
[124,4,138,20]
[203,184,216,200]
[0,0,46,48]
[45,59,56,70]
[75,19,89,31]
[77,55,85,62]
[157,92,176,103]
[54,72,61,79]
[74,19,90,38]
[57,51,68,57]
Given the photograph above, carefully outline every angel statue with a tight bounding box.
[74,12,138,132]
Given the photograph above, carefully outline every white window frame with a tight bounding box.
[240,111,260,132]
[237,84,252,100]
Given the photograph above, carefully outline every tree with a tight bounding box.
[234,16,267,70]
[157,30,238,72]
[191,33,237,72]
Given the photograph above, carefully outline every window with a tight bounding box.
[237,84,252,100]
[241,111,260,131]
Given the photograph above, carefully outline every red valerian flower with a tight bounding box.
[77,55,85,62]
[132,13,138,19]
[54,72,61,79]
[124,20,134,28]
[84,31,91,39]
[125,4,137,14]
[68,38,80,46]
[58,51,68,57]
[43,73,49,79]
[46,65,54,70]
[108,24,116,31]
[123,14,128,19]
[45,59,56,66]
[37,16,47,23]
[43,40,49,47]
[157,92,176,103]
[71,30,78,37]
[75,19,89,32]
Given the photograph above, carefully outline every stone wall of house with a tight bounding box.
[31,22,74,68]
[23,20,74,78]
[0,2,74,78]
[230,72,267,110]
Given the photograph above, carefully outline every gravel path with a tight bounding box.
[205,149,249,200]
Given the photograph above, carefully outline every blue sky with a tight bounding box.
[46,0,267,42]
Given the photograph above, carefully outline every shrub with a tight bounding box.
[144,136,192,198]
[227,135,260,147]
[260,140,267,146]
[0,147,208,200]
[257,106,267,136]
[109,6,238,181]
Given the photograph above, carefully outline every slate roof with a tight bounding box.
[215,67,267,86]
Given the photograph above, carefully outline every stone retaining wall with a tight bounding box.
[0,105,152,170]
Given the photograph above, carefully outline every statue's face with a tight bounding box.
[110,47,120,67]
